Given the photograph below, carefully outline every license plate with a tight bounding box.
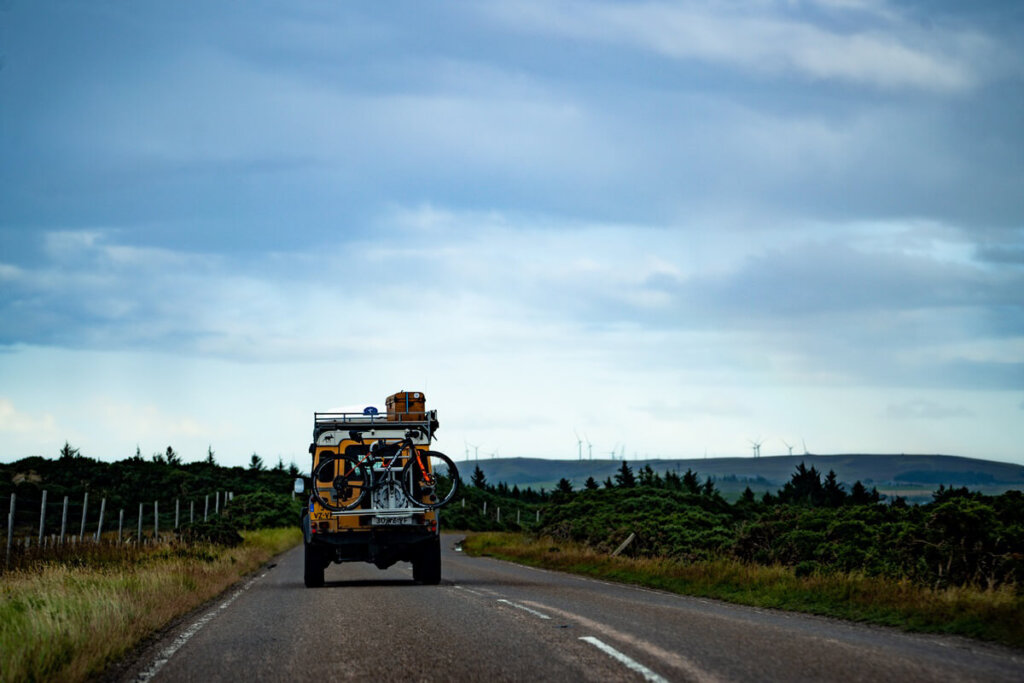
[372,516,415,526]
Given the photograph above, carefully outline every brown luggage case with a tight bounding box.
[386,391,426,422]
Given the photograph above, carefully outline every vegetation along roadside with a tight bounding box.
[1,499,301,683]
[456,461,1024,649]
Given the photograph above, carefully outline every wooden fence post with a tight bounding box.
[137,502,143,543]
[95,498,106,543]
[118,509,124,544]
[175,498,180,530]
[5,493,14,569]
[38,490,47,547]
[79,492,89,542]
[60,496,69,544]
[190,500,194,524]
[204,495,209,521]
[154,501,159,541]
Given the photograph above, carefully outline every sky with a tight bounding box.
[1,1,1022,469]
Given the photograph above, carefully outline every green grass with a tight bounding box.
[0,528,302,683]
[463,532,1024,649]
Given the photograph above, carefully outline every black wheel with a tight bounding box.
[412,536,441,584]
[401,449,459,510]
[304,543,325,588]
[312,454,370,511]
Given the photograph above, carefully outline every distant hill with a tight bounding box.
[455,453,1024,503]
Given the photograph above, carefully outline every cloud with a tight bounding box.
[0,398,58,435]
[884,398,974,419]
[483,0,992,91]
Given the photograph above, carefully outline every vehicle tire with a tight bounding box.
[412,536,441,585]
[401,449,459,510]
[304,543,325,588]
[312,454,370,511]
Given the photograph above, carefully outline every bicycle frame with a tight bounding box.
[314,436,430,514]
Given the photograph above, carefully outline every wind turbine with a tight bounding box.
[585,434,593,460]
[802,438,810,456]
[609,443,619,460]
[749,438,762,459]
[781,439,794,456]
[574,429,583,461]
[467,442,480,461]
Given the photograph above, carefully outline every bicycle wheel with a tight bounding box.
[401,449,459,510]
[312,454,370,511]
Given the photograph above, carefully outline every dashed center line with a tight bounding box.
[579,636,669,683]
[496,598,552,620]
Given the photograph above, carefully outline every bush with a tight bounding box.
[224,490,302,530]
[177,516,243,546]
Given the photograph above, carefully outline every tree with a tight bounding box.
[701,477,716,497]
[165,446,182,466]
[848,480,871,505]
[273,457,286,473]
[682,468,701,495]
[603,476,615,489]
[59,441,80,460]
[740,486,756,503]
[638,464,660,487]
[556,478,573,494]
[777,463,826,506]
[249,453,265,471]
[823,470,846,507]
[205,446,217,465]
[614,461,636,488]
[471,464,487,489]
[584,476,599,490]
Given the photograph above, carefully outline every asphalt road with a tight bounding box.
[116,535,1023,682]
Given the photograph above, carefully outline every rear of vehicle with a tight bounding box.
[302,392,449,587]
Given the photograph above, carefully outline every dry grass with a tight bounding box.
[0,528,301,683]
[464,532,1024,649]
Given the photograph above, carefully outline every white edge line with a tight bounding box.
[579,636,668,683]
[496,598,552,620]
[135,572,267,682]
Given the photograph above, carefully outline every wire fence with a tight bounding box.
[4,489,238,572]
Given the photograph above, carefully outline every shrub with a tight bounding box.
[224,490,302,530]
[177,516,243,546]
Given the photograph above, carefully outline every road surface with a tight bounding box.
[115,534,1023,682]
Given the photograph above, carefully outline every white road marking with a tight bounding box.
[520,599,722,683]
[134,571,268,682]
[452,585,489,597]
[579,636,668,683]
[496,598,552,620]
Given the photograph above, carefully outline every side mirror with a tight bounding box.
[294,477,305,494]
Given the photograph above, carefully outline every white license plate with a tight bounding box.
[372,516,415,526]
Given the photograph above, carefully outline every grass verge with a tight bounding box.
[462,532,1024,649]
[0,527,302,683]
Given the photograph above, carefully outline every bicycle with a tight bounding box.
[312,432,459,512]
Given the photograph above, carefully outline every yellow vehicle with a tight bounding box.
[300,392,458,587]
